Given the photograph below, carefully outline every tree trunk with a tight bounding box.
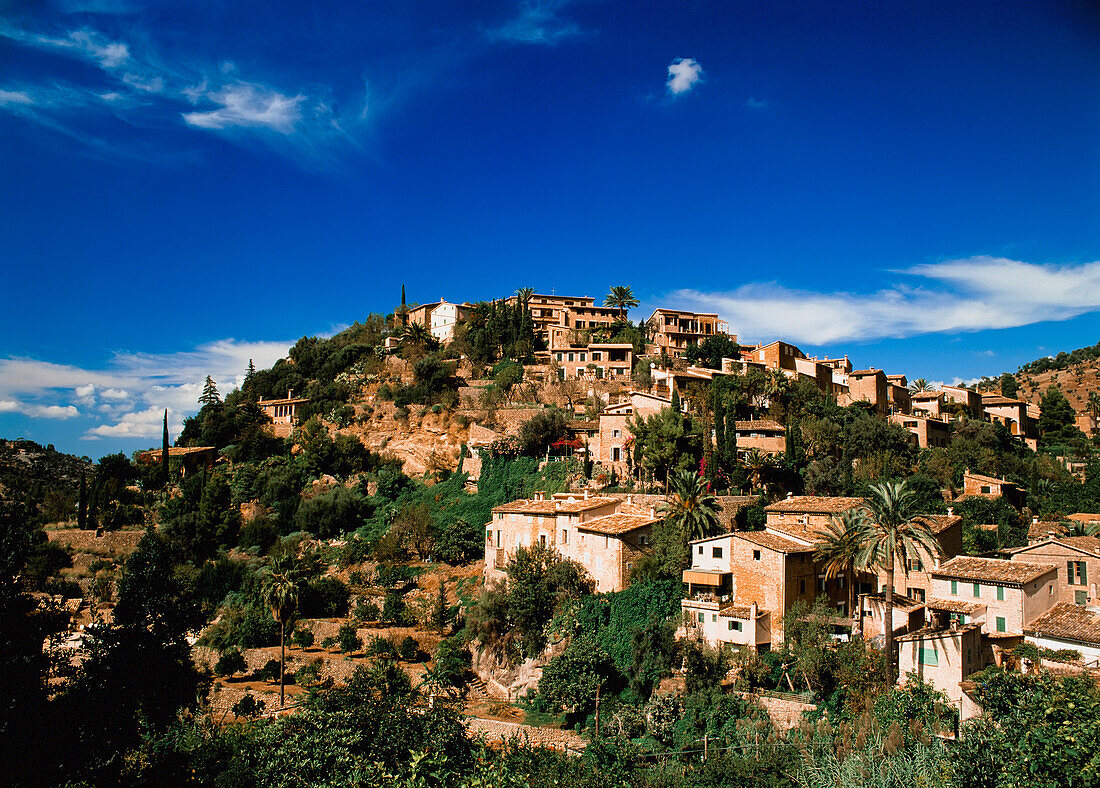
[279,621,286,708]
[884,541,895,685]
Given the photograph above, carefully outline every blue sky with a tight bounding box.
[1,0,1099,458]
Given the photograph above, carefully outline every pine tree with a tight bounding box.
[161,409,170,488]
[670,389,681,414]
[245,359,256,385]
[199,376,220,407]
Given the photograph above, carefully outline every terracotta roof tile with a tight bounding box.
[897,623,982,642]
[1024,602,1100,646]
[734,420,786,432]
[1028,521,1069,541]
[914,514,963,535]
[1068,513,1100,524]
[764,496,865,514]
[491,496,617,515]
[933,556,1055,585]
[719,603,758,619]
[965,471,1013,486]
[927,598,986,614]
[578,513,657,535]
[733,530,813,553]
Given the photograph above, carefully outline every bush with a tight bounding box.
[290,627,315,649]
[368,636,398,659]
[294,659,324,687]
[381,593,406,625]
[214,648,247,677]
[355,598,380,623]
[321,635,338,649]
[398,636,421,662]
[231,694,266,718]
[255,659,282,682]
[239,517,278,553]
[298,576,351,618]
[337,622,362,654]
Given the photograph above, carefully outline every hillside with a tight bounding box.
[0,439,93,503]
[978,341,1100,422]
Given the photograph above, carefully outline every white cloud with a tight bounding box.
[67,29,129,68]
[0,337,292,441]
[0,89,34,106]
[665,256,1100,346]
[486,1,582,45]
[182,82,304,133]
[667,58,703,95]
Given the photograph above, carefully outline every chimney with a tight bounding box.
[287,389,293,399]
[947,507,954,517]
[786,492,793,499]
[750,601,758,619]
[1033,516,1039,524]
[584,489,589,500]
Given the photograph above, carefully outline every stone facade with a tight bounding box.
[647,308,731,357]
[890,413,951,449]
[550,343,632,381]
[929,558,1058,635]
[897,624,985,704]
[1008,537,1100,606]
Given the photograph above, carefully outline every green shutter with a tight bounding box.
[1080,562,1088,585]
[996,616,1006,633]
[996,585,1004,601]
[918,647,939,666]
[973,583,981,598]
[951,580,958,595]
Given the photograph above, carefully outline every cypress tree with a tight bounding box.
[670,389,681,414]
[400,284,408,326]
[161,409,170,488]
[77,472,88,529]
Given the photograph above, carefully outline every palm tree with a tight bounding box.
[1065,520,1099,537]
[514,287,534,305]
[742,448,773,494]
[855,480,942,684]
[908,378,934,394]
[604,285,639,322]
[658,469,721,540]
[813,510,867,631]
[262,557,302,708]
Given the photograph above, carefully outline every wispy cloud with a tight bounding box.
[0,23,371,166]
[667,58,703,95]
[665,256,1100,346]
[485,1,583,45]
[183,83,304,133]
[0,338,292,441]
[744,96,767,110]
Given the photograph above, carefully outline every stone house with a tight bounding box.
[550,343,632,381]
[910,390,945,418]
[981,394,1040,450]
[961,470,1020,502]
[734,420,786,455]
[889,413,951,449]
[897,624,986,704]
[928,556,1058,635]
[869,513,963,605]
[1024,602,1100,665]
[484,492,657,593]
[648,308,732,358]
[941,384,983,419]
[763,495,866,539]
[842,369,889,415]
[596,391,671,473]
[509,294,619,346]
[886,376,912,414]
[1007,536,1100,606]
[258,393,308,425]
[405,299,471,344]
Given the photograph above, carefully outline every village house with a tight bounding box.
[981,394,1040,450]
[897,624,986,704]
[681,529,816,651]
[1067,512,1100,528]
[140,445,218,477]
[886,376,912,414]
[647,308,732,358]
[1023,602,1100,665]
[841,369,889,415]
[910,390,946,419]
[511,293,621,346]
[550,343,633,381]
[1007,535,1100,606]
[405,299,471,344]
[961,470,1019,501]
[733,420,786,456]
[596,391,671,473]
[941,384,984,419]
[889,413,951,449]
[484,492,657,593]
[928,556,1058,635]
[258,392,308,425]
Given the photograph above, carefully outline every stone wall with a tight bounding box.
[47,529,145,555]
[735,691,817,730]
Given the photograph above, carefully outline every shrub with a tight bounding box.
[321,635,338,649]
[239,517,278,553]
[215,648,247,677]
[231,694,266,718]
[294,659,324,687]
[368,636,398,659]
[290,627,315,649]
[255,659,282,682]
[337,622,362,653]
[381,593,406,625]
[398,635,421,662]
[298,576,351,618]
[355,598,380,623]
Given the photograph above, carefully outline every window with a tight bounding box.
[495,531,502,548]
[817,577,827,592]
[728,620,742,631]
[753,550,761,561]
[698,545,704,555]
[612,447,621,462]
[712,547,723,559]
[995,616,1006,633]
[980,485,991,494]
[908,558,924,572]
[592,352,602,361]
[712,614,717,623]
[996,585,1004,601]
[698,612,704,623]
[540,535,547,548]
[568,353,574,362]
[918,647,938,666]
[639,534,648,545]
[579,353,586,362]
[486,529,492,543]
[950,580,958,595]
[912,587,926,602]
[561,529,568,544]
[1068,561,1088,586]
[1076,590,1088,605]
[612,429,621,438]
[556,352,563,361]
[799,580,806,593]
[972,583,981,598]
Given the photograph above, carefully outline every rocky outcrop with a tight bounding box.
[470,639,568,701]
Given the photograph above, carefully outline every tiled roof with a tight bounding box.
[578,513,657,536]
[910,391,943,399]
[142,446,217,458]
[719,603,757,619]
[914,514,962,535]
[1059,536,1100,554]
[258,397,309,406]
[1024,602,1100,647]
[734,420,786,432]
[491,496,617,515]
[1068,513,1100,524]
[981,395,1025,406]
[965,471,1012,486]
[765,496,865,514]
[1028,521,1068,541]
[862,591,923,610]
[927,598,986,615]
[933,556,1055,585]
[566,420,599,431]
[897,623,982,642]
[734,530,812,554]
[849,369,882,376]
